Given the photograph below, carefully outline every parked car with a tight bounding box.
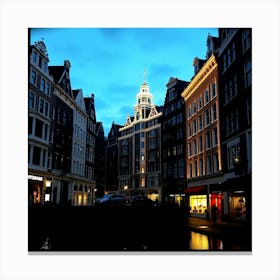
[94,193,128,207]
[129,195,155,208]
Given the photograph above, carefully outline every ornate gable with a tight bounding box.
[125,116,132,126]
[148,105,158,118]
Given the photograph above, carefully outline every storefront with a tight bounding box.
[28,174,44,205]
[229,191,246,221]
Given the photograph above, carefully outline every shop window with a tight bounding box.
[189,195,207,214]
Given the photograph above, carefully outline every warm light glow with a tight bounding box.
[124,185,128,190]
[45,181,51,187]
[189,195,207,214]
[189,232,209,250]
[28,175,43,181]
[141,178,145,187]
[78,194,83,205]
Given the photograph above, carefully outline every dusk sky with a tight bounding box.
[30,28,218,135]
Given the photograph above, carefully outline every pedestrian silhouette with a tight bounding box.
[211,205,219,225]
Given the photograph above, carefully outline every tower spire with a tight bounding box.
[143,69,147,84]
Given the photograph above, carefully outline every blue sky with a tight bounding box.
[31,28,218,135]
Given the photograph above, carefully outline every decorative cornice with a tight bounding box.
[181,54,217,100]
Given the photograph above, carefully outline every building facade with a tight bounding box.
[105,122,123,194]
[182,35,222,219]
[118,79,162,202]
[28,40,53,205]
[161,77,189,207]
[95,122,106,197]
[218,28,252,222]
[84,94,97,199]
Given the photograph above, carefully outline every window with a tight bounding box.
[193,139,197,155]
[193,119,197,134]
[188,105,191,118]
[198,95,203,110]
[199,158,204,176]
[169,88,176,101]
[28,116,33,135]
[177,128,183,139]
[204,89,209,104]
[243,29,251,52]
[232,43,236,61]
[188,143,192,157]
[226,109,239,135]
[227,142,240,169]
[32,51,38,64]
[29,92,36,109]
[35,118,43,138]
[194,160,198,177]
[141,165,145,173]
[39,98,49,117]
[212,103,217,121]
[141,178,145,187]
[177,144,183,155]
[30,70,36,84]
[42,61,47,73]
[192,101,197,114]
[207,155,212,174]
[213,127,218,146]
[32,146,41,165]
[199,135,203,153]
[198,115,203,131]
[244,59,252,88]
[206,131,211,150]
[188,124,192,138]
[213,153,219,172]
[233,75,238,96]
[179,159,184,178]
[205,109,211,126]
[211,82,216,98]
[40,78,45,92]
[173,162,178,178]
[45,82,50,95]
[189,163,192,178]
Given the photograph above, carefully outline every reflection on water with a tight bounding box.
[189,231,223,250]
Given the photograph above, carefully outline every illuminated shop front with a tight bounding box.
[229,191,246,221]
[28,174,44,205]
[73,184,92,206]
[189,195,207,216]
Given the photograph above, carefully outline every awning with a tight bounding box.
[185,186,206,194]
